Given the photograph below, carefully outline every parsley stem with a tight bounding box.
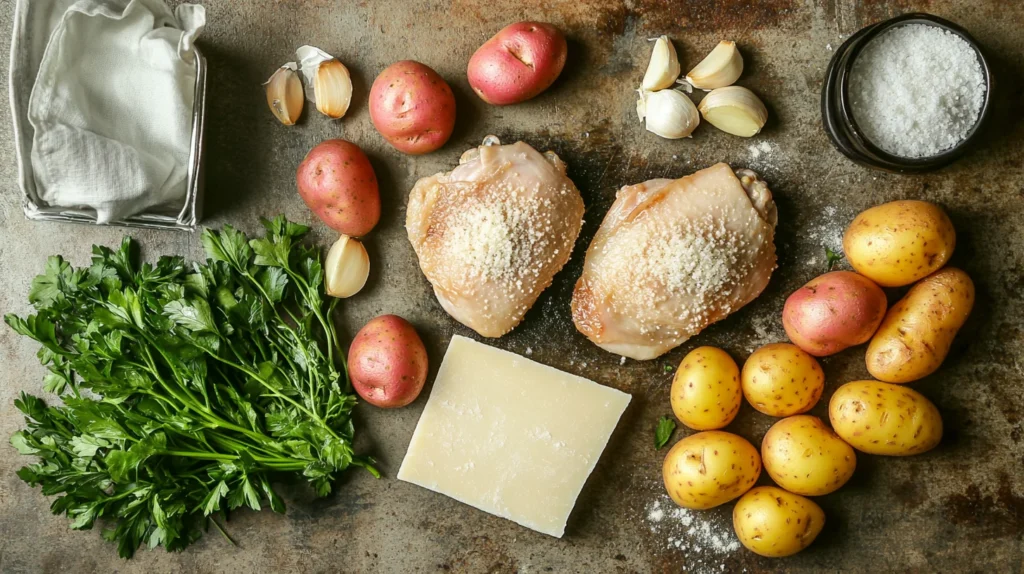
[163,450,236,461]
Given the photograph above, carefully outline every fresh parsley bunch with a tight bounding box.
[5,216,377,558]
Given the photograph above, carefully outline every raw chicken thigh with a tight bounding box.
[571,163,778,360]
[406,138,585,337]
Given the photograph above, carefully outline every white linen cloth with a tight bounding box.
[26,0,205,223]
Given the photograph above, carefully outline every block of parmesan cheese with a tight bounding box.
[397,335,631,538]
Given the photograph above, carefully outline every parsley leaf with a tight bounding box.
[655,416,677,449]
[163,299,217,333]
[825,247,844,272]
[28,256,72,307]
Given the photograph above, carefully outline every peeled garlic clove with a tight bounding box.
[325,235,370,298]
[314,59,353,119]
[264,64,303,125]
[686,41,744,90]
[642,36,682,91]
[698,86,768,137]
[638,89,699,139]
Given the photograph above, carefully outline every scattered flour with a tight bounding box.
[748,311,787,352]
[645,496,741,569]
[804,205,844,252]
[746,141,781,176]
[747,140,775,162]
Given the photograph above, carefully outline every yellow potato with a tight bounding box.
[741,343,824,417]
[733,486,825,558]
[761,415,856,496]
[829,380,943,456]
[671,347,742,430]
[866,267,974,383]
[843,200,956,287]
[662,431,761,510]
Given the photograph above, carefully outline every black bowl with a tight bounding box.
[821,13,994,173]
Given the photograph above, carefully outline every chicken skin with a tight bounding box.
[407,138,585,337]
[571,163,778,360]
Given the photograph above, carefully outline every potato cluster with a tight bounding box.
[662,199,971,559]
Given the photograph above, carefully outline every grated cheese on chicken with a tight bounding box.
[570,163,777,360]
[595,215,750,336]
[406,141,585,338]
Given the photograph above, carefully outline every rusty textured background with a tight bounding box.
[1,1,1023,572]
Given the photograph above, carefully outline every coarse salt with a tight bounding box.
[645,497,741,568]
[848,24,985,158]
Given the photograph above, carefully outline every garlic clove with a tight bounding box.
[640,89,700,139]
[698,86,768,137]
[324,235,370,298]
[642,36,682,91]
[296,45,333,102]
[314,59,353,119]
[264,63,303,125]
[686,41,744,90]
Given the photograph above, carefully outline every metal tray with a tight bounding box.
[7,0,206,232]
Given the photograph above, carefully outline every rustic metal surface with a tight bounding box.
[1,1,1022,572]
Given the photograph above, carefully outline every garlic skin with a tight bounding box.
[686,41,744,90]
[698,86,768,137]
[637,89,700,139]
[264,64,303,125]
[642,36,682,91]
[325,235,370,298]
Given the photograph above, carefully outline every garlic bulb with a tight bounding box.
[325,235,370,298]
[642,36,682,91]
[636,89,700,139]
[264,64,303,125]
[698,86,768,137]
[685,41,744,90]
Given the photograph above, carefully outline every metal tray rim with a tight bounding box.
[8,1,206,232]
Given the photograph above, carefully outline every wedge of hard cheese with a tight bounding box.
[398,335,631,537]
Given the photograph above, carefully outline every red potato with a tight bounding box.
[296,139,380,237]
[468,21,567,105]
[369,61,455,155]
[348,315,429,408]
[783,271,887,357]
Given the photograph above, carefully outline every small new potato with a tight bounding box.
[348,315,429,408]
[783,271,887,357]
[369,61,456,155]
[761,415,856,496]
[296,139,380,237]
[829,380,943,455]
[468,21,567,105]
[843,200,956,287]
[866,267,974,383]
[662,431,761,510]
[733,486,825,558]
[741,343,825,417]
[670,346,742,430]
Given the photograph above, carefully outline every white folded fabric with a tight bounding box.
[26,0,205,223]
